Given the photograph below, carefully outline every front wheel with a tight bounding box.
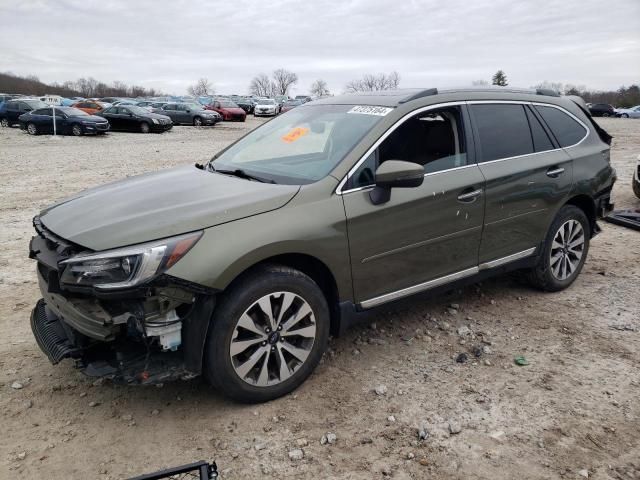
[633,178,640,199]
[27,123,38,135]
[527,205,590,292]
[0,118,9,128]
[621,113,629,118]
[193,116,202,126]
[140,121,150,133]
[71,124,83,136]
[204,265,330,403]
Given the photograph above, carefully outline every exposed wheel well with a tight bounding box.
[230,254,342,336]
[565,194,596,236]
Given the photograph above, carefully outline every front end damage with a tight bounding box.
[29,217,215,384]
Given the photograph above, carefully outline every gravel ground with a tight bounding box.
[0,118,639,479]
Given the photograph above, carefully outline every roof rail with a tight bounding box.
[535,88,561,97]
[398,88,438,103]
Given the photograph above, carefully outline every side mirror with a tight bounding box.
[369,160,424,205]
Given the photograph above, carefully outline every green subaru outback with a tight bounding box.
[29,87,615,402]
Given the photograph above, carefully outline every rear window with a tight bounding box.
[471,104,534,162]
[534,105,587,148]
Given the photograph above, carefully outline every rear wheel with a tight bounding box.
[0,118,9,128]
[193,116,202,126]
[27,123,38,135]
[204,265,329,403]
[140,121,150,133]
[71,124,83,136]
[527,205,590,292]
[633,178,640,200]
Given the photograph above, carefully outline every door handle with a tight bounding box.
[546,167,565,178]
[457,188,483,202]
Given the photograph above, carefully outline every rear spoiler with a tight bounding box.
[566,95,612,145]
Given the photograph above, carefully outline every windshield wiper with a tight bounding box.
[210,165,276,184]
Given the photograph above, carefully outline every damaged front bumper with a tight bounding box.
[29,218,216,384]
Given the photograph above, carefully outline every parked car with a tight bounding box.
[295,95,312,103]
[588,103,615,117]
[253,98,278,116]
[72,100,109,115]
[615,105,640,118]
[205,99,246,122]
[154,102,221,126]
[97,105,172,133]
[280,99,304,113]
[19,106,110,136]
[0,98,47,127]
[27,87,615,403]
[233,97,254,114]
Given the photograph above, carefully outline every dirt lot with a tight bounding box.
[1,117,638,479]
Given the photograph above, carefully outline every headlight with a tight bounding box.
[59,231,202,290]
[152,118,159,124]
[81,121,93,125]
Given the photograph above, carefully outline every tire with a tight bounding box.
[633,178,640,200]
[140,122,150,133]
[71,124,83,136]
[602,113,610,117]
[622,113,629,118]
[193,116,202,127]
[0,118,9,128]
[204,265,330,403]
[527,205,590,292]
[26,123,38,135]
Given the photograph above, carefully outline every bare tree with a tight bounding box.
[344,71,400,93]
[271,69,298,96]
[310,79,330,97]
[187,78,214,97]
[249,73,273,97]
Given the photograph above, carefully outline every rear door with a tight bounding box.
[343,104,486,306]
[469,102,573,265]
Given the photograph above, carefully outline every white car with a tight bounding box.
[616,105,640,118]
[254,98,278,117]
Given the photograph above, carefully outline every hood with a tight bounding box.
[73,114,107,122]
[141,111,171,120]
[221,107,245,114]
[39,165,300,250]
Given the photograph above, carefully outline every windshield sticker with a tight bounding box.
[281,127,310,143]
[347,105,394,116]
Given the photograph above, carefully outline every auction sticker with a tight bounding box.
[281,127,309,143]
[347,105,394,116]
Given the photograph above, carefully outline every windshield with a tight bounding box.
[257,99,275,105]
[126,106,153,115]
[210,104,387,184]
[219,100,239,108]
[61,107,88,116]
[187,103,203,111]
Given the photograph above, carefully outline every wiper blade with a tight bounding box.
[211,166,275,184]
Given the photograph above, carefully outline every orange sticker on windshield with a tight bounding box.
[281,127,309,143]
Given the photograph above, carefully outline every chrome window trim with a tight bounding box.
[358,247,537,309]
[336,100,590,195]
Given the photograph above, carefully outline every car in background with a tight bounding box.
[233,97,254,114]
[253,98,278,116]
[0,98,47,127]
[588,103,615,117]
[205,99,246,122]
[154,102,221,126]
[18,106,110,136]
[72,100,109,115]
[295,95,312,103]
[280,99,304,113]
[98,97,122,104]
[97,105,172,133]
[616,105,640,119]
[634,155,640,199]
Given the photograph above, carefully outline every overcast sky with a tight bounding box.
[0,0,638,96]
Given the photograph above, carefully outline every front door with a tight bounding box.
[342,105,485,307]
[468,103,574,264]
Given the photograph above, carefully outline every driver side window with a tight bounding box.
[348,106,468,190]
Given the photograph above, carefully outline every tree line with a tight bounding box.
[0,71,162,98]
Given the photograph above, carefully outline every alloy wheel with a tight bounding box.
[193,117,202,126]
[229,291,317,387]
[550,219,585,280]
[0,118,9,128]
[72,125,82,136]
[27,123,37,135]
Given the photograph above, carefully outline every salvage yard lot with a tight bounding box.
[1,118,639,479]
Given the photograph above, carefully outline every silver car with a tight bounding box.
[616,105,640,118]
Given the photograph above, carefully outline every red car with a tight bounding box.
[205,99,246,122]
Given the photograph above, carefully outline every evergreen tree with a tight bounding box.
[492,70,508,86]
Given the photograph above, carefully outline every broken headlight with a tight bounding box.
[59,231,202,290]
